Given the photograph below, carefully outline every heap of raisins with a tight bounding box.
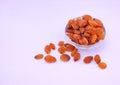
[66,15,105,45]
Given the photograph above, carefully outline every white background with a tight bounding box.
[0,0,120,85]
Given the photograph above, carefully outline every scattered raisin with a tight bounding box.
[73,52,81,61]
[58,41,64,47]
[64,43,75,52]
[44,45,51,54]
[98,62,107,69]
[60,54,70,62]
[58,46,66,54]
[94,54,101,64]
[83,56,93,64]
[34,54,44,60]
[49,43,55,50]
[71,48,78,57]
[44,55,56,63]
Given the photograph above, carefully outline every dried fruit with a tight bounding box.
[60,54,70,62]
[44,55,56,63]
[66,25,73,33]
[88,19,98,27]
[94,18,103,27]
[64,43,75,52]
[83,56,93,64]
[58,41,64,47]
[66,14,105,45]
[94,54,101,64]
[73,30,80,34]
[79,27,85,34]
[79,37,88,45]
[73,52,81,61]
[98,62,107,69]
[89,34,97,44]
[78,19,87,28]
[49,43,55,50]
[73,34,81,40]
[68,19,73,25]
[82,14,92,21]
[34,54,44,60]
[71,48,78,57]
[44,45,51,54]
[58,46,66,54]
[71,20,79,30]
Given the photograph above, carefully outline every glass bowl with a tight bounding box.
[65,16,106,49]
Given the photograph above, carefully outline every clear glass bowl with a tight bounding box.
[65,17,106,49]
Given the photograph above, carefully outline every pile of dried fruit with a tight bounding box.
[34,14,107,70]
[65,15,105,45]
[34,41,107,69]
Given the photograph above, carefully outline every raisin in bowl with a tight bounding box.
[65,15,106,49]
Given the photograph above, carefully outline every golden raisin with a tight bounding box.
[89,34,97,44]
[79,27,85,34]
[34,54,44,60]
[83,56,93,64]
[98,62,107,69]
[73,34,81,40]
[71,20,79,30]
[67,33,73,39]
[83,32,90,38]
[71,48,78,57]
[66,25,73,33]
[94,54,101,64]
[73,30,80,34]
[73,52,81,61]
[95,27,104,35]
[60,54,70,62]
[88,19,98,27]
[44,45,51,54]
[97,32,105,40]
[64,43,75,52]
[85,25,96,34]
[49,43,55,50]
[58,46,66,54]
[58,41,64,47]
[78,19,87,28]
[82,14,92,21]
[44,55,56,63]
[68,19,73,25]
[94,18,103,27]
[79,37,88,45]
